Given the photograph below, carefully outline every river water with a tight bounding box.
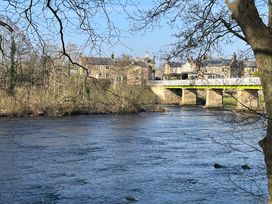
[0,106,268,203]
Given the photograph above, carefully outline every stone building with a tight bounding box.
[200,58,233,79]
[201,55,258,79]
[78,54,154,85]
[154,68,163,80]
[163,54,257,80]
[243,59,258,77]
[163,60,197,80]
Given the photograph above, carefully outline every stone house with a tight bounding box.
[243,59,258,77]
[163,54,256,80]
[163,62,183,79]
[154,68,163,80]
[201,56,258,79]
[78,55,153,85]
[200,59,233,79]
[163,60,198,80]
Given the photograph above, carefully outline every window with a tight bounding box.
[212,68,216,73]
[116,76,123,83]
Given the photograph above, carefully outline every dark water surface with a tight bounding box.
[0,106,268,203]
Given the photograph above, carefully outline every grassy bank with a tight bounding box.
[0,77,162,117]
[223,97,237,109]
[223,95,264,109]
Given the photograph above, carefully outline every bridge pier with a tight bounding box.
[204,89,223,108]
[236,89,259,110]
[151,86,181,104]
[181,89,197,105]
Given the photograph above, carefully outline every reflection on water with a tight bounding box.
[0,106,268,203]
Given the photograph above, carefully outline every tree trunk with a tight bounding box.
[7,38,17,96]
[225,0,272,199]
[255,53,272,202]
[260,122,272,203]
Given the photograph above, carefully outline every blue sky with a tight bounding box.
[0,0,250,65]
[73,1,250,65]
[69,2,176,63]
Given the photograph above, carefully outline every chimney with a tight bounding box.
[232,52,237,62]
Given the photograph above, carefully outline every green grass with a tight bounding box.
[259,94,264,104]
[223,97,237,109]
[166,85,262,90]
[223,95,264,109]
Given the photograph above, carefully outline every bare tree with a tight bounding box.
[133,0,272,201]
[0,0,126,70]
[0,0,161,117]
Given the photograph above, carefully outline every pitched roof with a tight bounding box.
[80,57,150,68]
[243,60,256,68]
[167,62,183,68]
[115,60,131,67]
[203,59,232,66]
[133,61,149,68]
[80,57,114,65]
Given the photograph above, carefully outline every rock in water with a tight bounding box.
[125,195,137,202]
[213,163,224,169]
[241,164,251,170]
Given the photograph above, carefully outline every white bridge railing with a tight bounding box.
[148,77,261,86]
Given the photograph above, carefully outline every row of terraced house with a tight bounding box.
[78,53,258,86]
[162,54,258,80]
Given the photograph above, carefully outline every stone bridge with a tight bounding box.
[148,78,262,109]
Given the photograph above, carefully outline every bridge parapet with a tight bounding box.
[148,77,261,89]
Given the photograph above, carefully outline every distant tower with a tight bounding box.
[145,51,149,59]
[111,52,115,59]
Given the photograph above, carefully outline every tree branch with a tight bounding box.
[219,17,248,43]
[0,21,13,32]
[46,0,88,73]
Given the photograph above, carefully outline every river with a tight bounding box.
[0,106,268,203]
